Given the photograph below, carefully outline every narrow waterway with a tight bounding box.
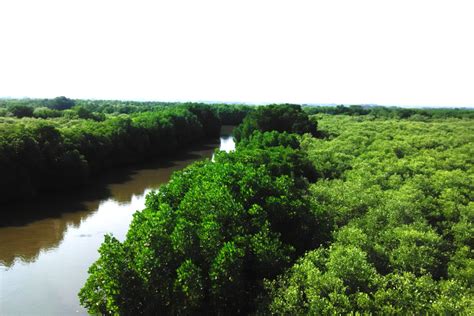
[0,126,235,315]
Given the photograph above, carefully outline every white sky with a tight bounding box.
[1,0,473,107]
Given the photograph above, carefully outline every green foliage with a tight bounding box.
[174,260,205,312]
[0,105,222,204]
[265,248,354,315]
[372,273,473,314]
[79,127,320,314]
[78,111,473,314]
[5,96,471,314]
[213,103,254,125]
[304,104,474,119]
[266,248,473,315]
[32,107,62,118]
[265,114,473,314]
[234,104,317,141]
[326,245,378,293]
[378,224,444,277]
[47,96,76,110]
[237,130,300,150]
[186,103,222,137]
[8,104,34,117]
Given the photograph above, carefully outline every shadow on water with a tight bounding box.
[0,140,218,228]
[0,138,220,267]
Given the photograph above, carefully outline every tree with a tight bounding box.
[8,104,34,117]
[47,96,75,110]
[234,104,318,141]
[79,130,319,314]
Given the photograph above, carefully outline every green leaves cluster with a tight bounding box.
[234,104,317,142]
[79,106,321,314]
[0,105,221,204]
[79,107,473,314]
[304,104,474,119]
[0,98,253,125]
[266,114,473,314]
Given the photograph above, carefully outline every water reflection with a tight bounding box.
[0,128,234,315]
[0,142,218,268]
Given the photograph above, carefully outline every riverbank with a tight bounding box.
[0,105,222,205]
[0,130,235,315]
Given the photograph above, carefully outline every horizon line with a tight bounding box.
[1,96,473,110]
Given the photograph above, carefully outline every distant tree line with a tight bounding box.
[3,98,472,123]
[0,97,253,125]
[303,104,474,119]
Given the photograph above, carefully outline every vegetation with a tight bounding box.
[266,114,473,314]
[0,97,255,204]
[0,102,228,204]
[234,103,317,141]
[79,104,473,314]
[79,130,321,314]
[303,104,474,120]
[2,98,472,313]
[0,98,252,124]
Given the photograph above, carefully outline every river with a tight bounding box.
[0,126,235,315]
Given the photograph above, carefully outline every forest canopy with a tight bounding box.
[0,102,249,204]
[234,103,318,141]
[78,104,474,314]
[1,98,472,313]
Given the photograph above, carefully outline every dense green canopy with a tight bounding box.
[1,99,472,314]
[0,105,223,204]
[78,130,320,314]
[267,115,473,314]
[79,105,473,314]
[234,104,318,141]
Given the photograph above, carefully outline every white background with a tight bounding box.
[1,0,473,107]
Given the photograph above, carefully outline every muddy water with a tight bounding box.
[0,127,235,315]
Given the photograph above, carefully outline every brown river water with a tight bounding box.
[0,126,235,315]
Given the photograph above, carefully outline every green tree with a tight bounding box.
[47,96,75,110]
[8,104,34,117]
[234,104,317,141]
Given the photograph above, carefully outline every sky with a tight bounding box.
[0,0,473,107]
